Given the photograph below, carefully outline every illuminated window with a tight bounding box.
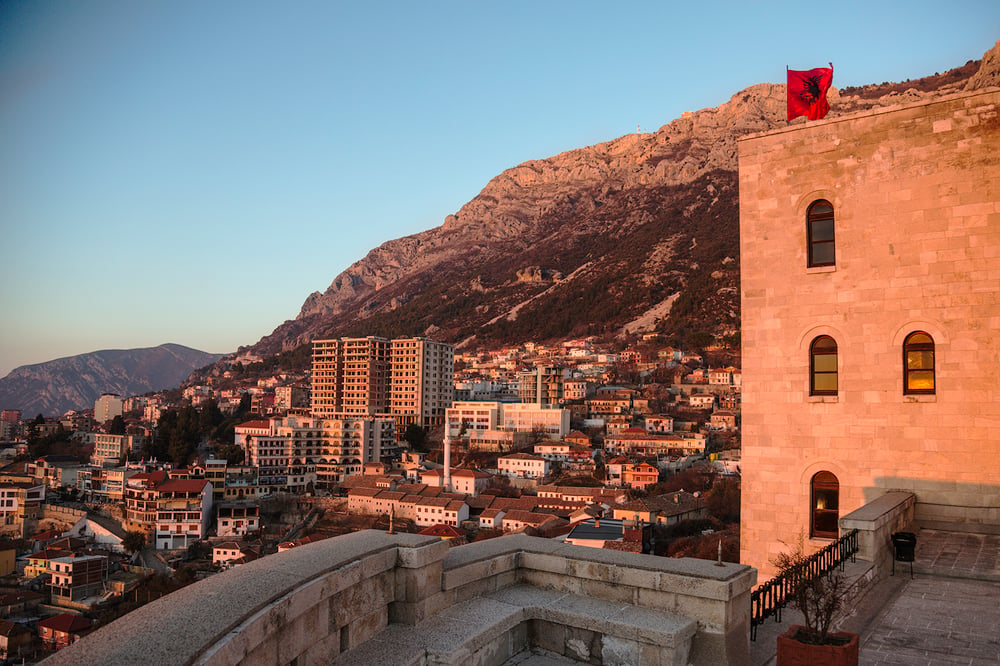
[811,471,839,539]
[810,336,838,396]
[807,200,835,267]
[904,332,935,395]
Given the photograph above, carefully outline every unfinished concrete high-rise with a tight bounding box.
[312,336,454,430]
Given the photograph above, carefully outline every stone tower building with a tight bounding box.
[738,88,1000,576]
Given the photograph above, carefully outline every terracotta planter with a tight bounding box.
[776,625,859,666]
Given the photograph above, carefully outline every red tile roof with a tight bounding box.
[0,590,44,606]
[419,524,466,538]
[37,613,92,634]
[500,452,544,461]
[452,469,492,479]
[0,619,30,637]
[157,478,210,494]
[27,548,70,562]
[237,420,271,429]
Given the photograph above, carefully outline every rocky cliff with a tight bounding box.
[0,344,224,417]
[245,41,998,360]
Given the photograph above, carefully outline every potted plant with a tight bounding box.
[772,541,859,666]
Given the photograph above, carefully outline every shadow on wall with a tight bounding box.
[868,478,1000,528]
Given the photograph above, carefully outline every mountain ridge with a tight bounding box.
[0,343,224,417]
[237,43,997,368]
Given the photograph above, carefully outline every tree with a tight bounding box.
[528,425,549,447]
[771,536,852,645]
[156,405,201,465]
[237,393,252,416]
[214,443,245,465]
[199,399,224,433]
[705,477,740,524]
[109,415,127,435]
[403,424,427,451]
[122,530,147,556]
[26,414,44,443]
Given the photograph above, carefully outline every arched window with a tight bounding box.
[811,471,840,539]
[810,336,838,396]
[904,331,935,394]
[807,200,835,267]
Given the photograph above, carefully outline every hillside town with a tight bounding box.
[0,334,740,659]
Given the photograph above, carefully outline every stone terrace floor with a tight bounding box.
[754,527,1000,666]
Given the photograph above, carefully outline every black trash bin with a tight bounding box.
[891,531,917,577]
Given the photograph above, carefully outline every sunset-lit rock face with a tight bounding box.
[739,86,1000,578]
[243,49,991,360]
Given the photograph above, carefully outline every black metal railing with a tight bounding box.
[750,528,858,641]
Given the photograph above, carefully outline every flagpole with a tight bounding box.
[786,66,790,125]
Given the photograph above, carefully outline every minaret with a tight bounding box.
[442,432,452,492]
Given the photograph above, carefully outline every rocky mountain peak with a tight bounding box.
[967,39,1000,90]
[242,43,991,364]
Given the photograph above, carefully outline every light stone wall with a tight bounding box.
[42,530,755,666]
[739,89,1000,577]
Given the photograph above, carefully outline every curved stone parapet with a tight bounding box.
[43,530,756,665]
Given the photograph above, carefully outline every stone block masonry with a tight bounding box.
[739,89,1000,577]
[42,530,756,666]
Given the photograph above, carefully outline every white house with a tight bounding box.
[62,515,127,553]
[497,453,550,480]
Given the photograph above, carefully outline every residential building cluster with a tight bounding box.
[0,324,741,658]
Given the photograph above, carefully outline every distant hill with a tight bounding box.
[0,344,225,417]
[229,44,995,369]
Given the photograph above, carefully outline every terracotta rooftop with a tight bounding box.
[38,613,92,634]
[158,478,210,493]
[451,469,492,479]
[236,420,271,429]
[418,524,466,538]
[502,510,561,526]
[0,618,30,637]
[500,452,544,460]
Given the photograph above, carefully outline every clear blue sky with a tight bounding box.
[1,1,996,377]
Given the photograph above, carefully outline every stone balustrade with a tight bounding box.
[43,530,756,665]
[840,491,916,581]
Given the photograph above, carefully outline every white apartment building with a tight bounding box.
[347,488,470,527]
[563,380,593,401]
[500,404,570,439]
[235,414,395,489]
[0,482,44,538]
[453,379,514,401]
[155,478,213,550]
[94,394,123,424]
[445,402,570,445]
[274,385,310,412]
[643,415,674,434]
[445,401,501,440]
[91,434,127,467]
[143,402,165,423]
[91,433,145,467]
[216,501,260,538]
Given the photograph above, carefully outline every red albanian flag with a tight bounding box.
[787,64,834,121]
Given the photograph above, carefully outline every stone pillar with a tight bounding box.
[390,537,450,625]
[443,433,452,491]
